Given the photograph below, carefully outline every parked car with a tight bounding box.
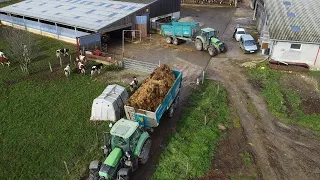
[239,34,258,54]
[233,27,246,41]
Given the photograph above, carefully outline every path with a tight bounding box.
[206,58,320,180]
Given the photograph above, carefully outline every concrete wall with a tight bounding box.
[271,41,320,70]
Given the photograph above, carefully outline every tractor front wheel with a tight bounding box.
[195,39,203,51]
[208,47,218,57]
[139,138,151,164]
[221,43,228,53]
[166,37,172,44]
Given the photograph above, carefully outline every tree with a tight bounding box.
[1,27,39,74]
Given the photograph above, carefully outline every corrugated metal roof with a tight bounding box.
[113,0,156,4]
[0,0,148,31]
[265,0,320,43]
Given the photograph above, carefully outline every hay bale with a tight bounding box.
[126,64,176,111]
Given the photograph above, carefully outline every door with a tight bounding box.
[239,38,243,50]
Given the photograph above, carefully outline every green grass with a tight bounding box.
[0,0,21,8]
[152,81,230,180]
[239,152,252,165]
[246,63,320,134]
[0,27,112,179]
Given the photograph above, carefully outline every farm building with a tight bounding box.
[0,0,181,44]
[254,0,320,70]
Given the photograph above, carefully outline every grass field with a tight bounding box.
[247,63,320,134]
[152,81,230,180]
[0,26,112,179]
[0,0,21,8]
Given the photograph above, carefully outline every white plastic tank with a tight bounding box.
[90,84,128,121]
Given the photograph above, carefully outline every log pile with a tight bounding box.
[125,64,176,111]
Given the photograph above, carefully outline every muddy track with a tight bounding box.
[206,58,320,180]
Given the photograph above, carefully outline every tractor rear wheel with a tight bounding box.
[208,47,218,57]
[166,37,172,44]
[88,169,99,180]
[195,39,203,51]
[173,38,179,45]
[139,138,151,164]
[119,175,129,180]
[221,43,228,53]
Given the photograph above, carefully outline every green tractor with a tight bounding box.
[89,119,151,180]
[194,28,228,57]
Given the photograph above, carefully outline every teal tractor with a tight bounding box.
[194,27,228,56]
[89,119,151,180]
[161,22,228,57]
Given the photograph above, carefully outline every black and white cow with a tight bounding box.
[64,64,71,77]
[91,63,103,76]
[0,51,10,67]
[56,48,69,58]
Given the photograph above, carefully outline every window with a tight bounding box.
[244,40,256,46]
[290,44,301,50]
[283,1,292,6]
[287,12,296,18]
[290,26,301,32]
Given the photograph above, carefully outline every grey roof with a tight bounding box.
[113,0,156,4]
[0,0,148,31]
[265,0,320,43]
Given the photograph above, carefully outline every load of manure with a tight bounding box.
[125,64,176,111]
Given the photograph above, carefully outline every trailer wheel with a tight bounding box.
[168,105,174,118]
[208,47,218,57]
[173,38,179,45]
[174,93,180,109]
[166,37,172,44]
[195,39,203,51]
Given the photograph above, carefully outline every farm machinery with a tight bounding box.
[89,65,182,180]
[89,119,151,180]
[161,22,228,56]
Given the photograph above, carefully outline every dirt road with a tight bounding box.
[206,58,320,180]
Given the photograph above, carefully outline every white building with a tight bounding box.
[254,0,320,70]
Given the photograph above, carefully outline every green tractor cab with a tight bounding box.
[195,28,228,57]
[89,119,151,180]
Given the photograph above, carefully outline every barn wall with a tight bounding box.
[0,14,90,44]
[271,41,320,69]
[149,0,181,18]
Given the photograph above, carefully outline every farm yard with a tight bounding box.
[1,0,320,180]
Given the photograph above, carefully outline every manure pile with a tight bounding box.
[126,64,176,111]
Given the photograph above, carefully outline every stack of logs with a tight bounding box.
[125,64,176,111]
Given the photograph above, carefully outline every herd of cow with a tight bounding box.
[0,48,104,78]
[57,48,104,78]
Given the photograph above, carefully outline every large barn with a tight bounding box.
[0,0,181,44]
[254,0,320,70]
